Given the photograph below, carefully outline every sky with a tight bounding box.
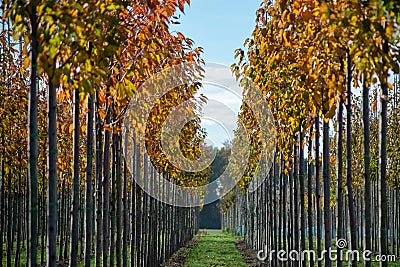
[171,0,261,65]
[171,0,261,147]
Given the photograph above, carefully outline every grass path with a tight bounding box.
[184,231,247,267]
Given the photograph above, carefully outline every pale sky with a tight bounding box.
[171,0,261,147]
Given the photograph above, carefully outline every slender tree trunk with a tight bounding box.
[282,158,287,254]
[84,94,94,267]
[59,179,65,261]
[315,116,322,267]
[116,133,122,267]
[102,87,112,266]
[6,167,12,267]
[390,191,394,255]
[95,92,103,267]
[289,156,294,255]
[0,17,4,267]
[397,189,399,256]
[272,159,278,265]
[130,137,136,266]
[299,128,306,266]
[323,118,332,267]
[135,145,141,267]
[28,4,39,266]
[279,156,283,252]
[378,40,389,267]
[64,189,71,259]
[47,80,58,267]
[142,156,149,266]
[0,149,4,267]
[293,141,300,265]
[337,98,344,267]
[69,88,80,267]
[110,131,116,267]
[79,192,85,259]
[15,155,22,267]
[41,166,46,265]
[307,126,314,267]
[363,74,372,267]
[122,131,128,267]
[345,53,357,267]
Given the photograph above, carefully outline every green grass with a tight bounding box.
[184,232,247,267]
[199,229,222,235]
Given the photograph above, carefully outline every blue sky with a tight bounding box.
[171,0,261,147]
[172,0,261,65]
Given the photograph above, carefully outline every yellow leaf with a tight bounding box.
[325,104,336,119]
[113,67,120,75]
[385,24,394,37]
[24,57,30,69]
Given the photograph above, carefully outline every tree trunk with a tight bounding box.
[95,92,103,267]
[28,4,39,266]
[307,126,314,267]
[130,137,136,266]
[293,141,300,261]
[299,127,306,266]
[59,178,65,261]
[315,116,322,267]
[6,166,12,267]
[47,80,58,267]
[378,40,389,267]
[336,98,344,267]
[0,148,4,267]
[116,133,122,267]
[69,88,80,267]
[15,155,22,267]
[110,131,116,267]
[363,74,372,267]
[323,118,332,267]
[84,94,94,267]
[102,87,111,267]
[122,131,128,267]
[346,53,357,267]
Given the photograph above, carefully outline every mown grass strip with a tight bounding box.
[184,232,247,267]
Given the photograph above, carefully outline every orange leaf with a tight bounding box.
[178,0,184,12]
[98,109,106,119]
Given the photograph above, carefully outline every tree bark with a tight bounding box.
[28,4,39,266]
[293,140,300,262]
[69,88,80,267]
[363,74,372,267]
[84,94,94,267]
[307,126,314,267]
[95,92,103,266]
[336,98,344,267]
[323,118,332,267]
[116,133,122,267]
[47,81,58,267]
[346,53,357,267]
[102,87,111,267]
[378,40,389,267]
[299,128,306,266]
[315,116,322,267]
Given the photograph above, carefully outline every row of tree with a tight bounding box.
[1,0,206,266]
[221,0,400,267]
